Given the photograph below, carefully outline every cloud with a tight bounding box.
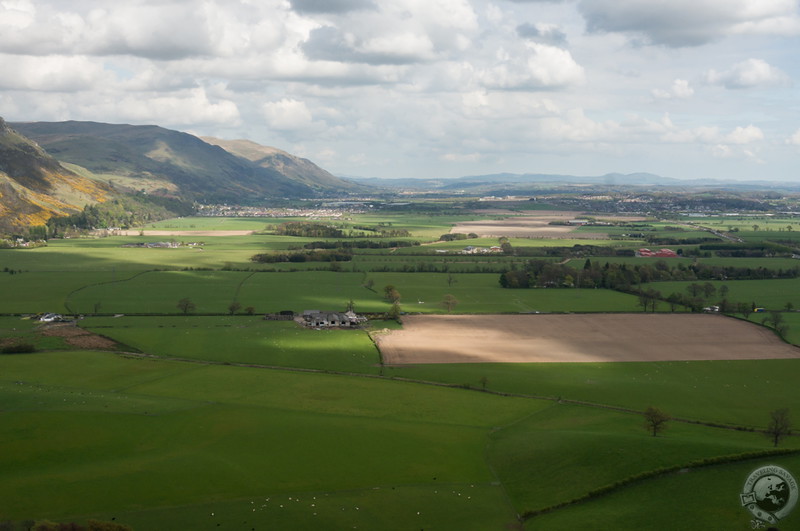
[262,98,317,131]
[651,79,694,100]
[302,25,435,65]
[705,58,790,89]
[289,0,376,14]
[516,22,568,46]
[0,54,111,91]
[0,1,294,59]
[299,0,477,65]
[787,129,800,146]
[578,0,800,47]
[479,43,584,90]
[725,125,764,144]
[108,88,242,127]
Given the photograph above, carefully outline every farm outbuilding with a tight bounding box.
[302,310,365,328]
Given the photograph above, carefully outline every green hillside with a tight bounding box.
[0,117,110,232]
[11,121,359,203]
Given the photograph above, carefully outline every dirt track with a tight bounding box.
[376,314,800,364]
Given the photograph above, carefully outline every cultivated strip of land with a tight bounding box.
[377,314,800,364]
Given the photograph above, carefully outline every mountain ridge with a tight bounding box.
[11,120,358,203]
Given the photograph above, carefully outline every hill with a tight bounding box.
[200,137,361,193]
[11,121,360,203]
[0,117,109,232]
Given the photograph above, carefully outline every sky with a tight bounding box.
[1,0,799,182]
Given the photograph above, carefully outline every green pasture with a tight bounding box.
[575,223,717,243]
[0,271,121,313]
[109,483,515,531]
[144,217,274,231]
[489,402,782,517]
[63,270,641,315]
[691,215,800,232]
[3,349,798,529]
[0,350,538,528]
[528,453,800,530]
[82,316,380,373]
[565,256,800,271]
[385,358,800,428]
[641,278,800,311]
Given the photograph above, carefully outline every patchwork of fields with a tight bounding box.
[2,212,800,530]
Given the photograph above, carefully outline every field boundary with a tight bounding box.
[519,448,800,523]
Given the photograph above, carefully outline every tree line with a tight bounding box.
[499,258,800,290]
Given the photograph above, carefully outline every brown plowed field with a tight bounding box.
[376,314,800,364]
[450,212,647,239]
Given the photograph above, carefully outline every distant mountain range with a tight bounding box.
[350,172,800,193]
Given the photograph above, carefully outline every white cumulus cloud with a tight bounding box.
[652,79,694,100]
[705,58,790,89]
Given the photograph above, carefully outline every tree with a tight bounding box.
[177,297,195,314]
[737,301,753,319]
[384,285,401,303]
[244,306,255,315]
[442,294,459,312]
[362,278,375,291]
[387,301,402,320]
[447,272,458,287]
[666,292,683,312]
[228,301,242,315]
[765,408,791,447]
[643,406,670,437]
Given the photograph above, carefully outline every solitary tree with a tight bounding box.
[228,301,242,315]
[387,301,402,321]
[177,297,195,315]
[442,294,459,313]
[384,285,401,303]
[765,408,792,447]
[643,406,670,437]
[447,272,458,287]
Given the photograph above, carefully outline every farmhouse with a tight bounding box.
[302,310,365,328]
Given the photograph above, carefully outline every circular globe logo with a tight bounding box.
[741,465,798,525]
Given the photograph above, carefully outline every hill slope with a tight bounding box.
[0,118,109,232]
[200,137,360,192]
[11,121,358,202]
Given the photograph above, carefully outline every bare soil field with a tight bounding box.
[377,314,800,364]
[40,324,118,350]
[450,212,646,239]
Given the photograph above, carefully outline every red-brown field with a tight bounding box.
[376,314,800,364]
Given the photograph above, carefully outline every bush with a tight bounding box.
[1,343,36,354]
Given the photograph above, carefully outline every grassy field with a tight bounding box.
[82,316,381,373]
[0,350,538,529]
[641,278,800,311]
[4,214,800,530]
